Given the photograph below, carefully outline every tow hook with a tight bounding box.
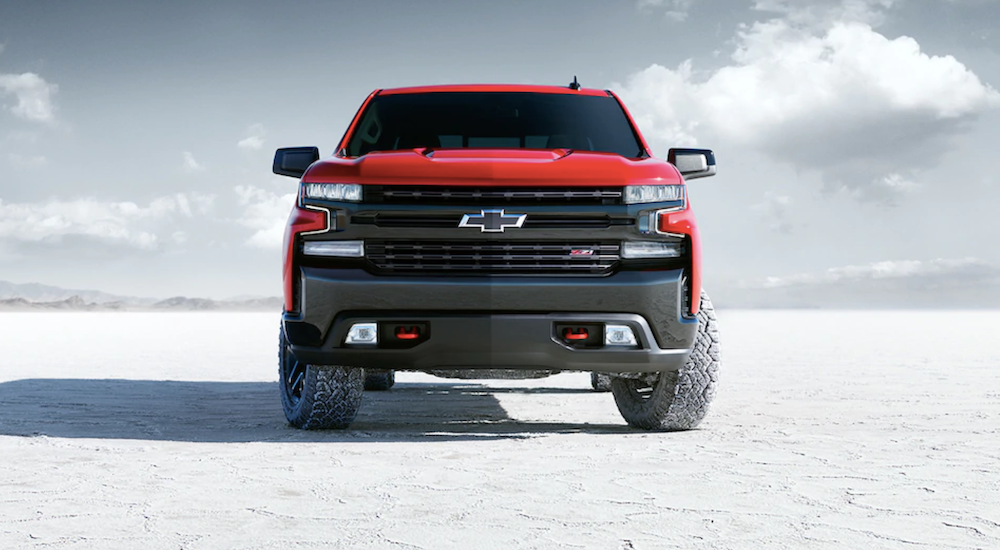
[395,326,421,340]
[554,323,604,348]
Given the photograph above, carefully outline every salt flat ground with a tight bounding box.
[0,311,998,549]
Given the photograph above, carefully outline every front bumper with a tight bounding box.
[283,267,697,374]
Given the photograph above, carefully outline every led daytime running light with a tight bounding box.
[302,183,362,202]
[624,185,685,204]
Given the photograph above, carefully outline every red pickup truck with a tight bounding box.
[273,81,720,431]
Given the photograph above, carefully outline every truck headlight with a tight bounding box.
[621,241,683,259]
[623,185,685,204]
[302,183,362,202]
[302,240,364,257]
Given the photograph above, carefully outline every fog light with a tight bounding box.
[303,240,364,257]
[605,325,638,346]
[346,322,378,345]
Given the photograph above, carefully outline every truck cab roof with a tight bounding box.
[377,84,613,97]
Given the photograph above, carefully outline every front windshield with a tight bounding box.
[346,92,645,158]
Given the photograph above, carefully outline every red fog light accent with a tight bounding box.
[564,328,589,340]
[396,326,420,340]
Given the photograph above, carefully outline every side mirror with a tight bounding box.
[668,148,717,180]
[273,147,320,178]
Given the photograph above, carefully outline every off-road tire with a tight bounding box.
[279,326,364,429]
[364,370,395,391]
[590,372,612,392]
[611,291,720,430]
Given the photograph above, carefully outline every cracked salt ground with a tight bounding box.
[1,310,998,548]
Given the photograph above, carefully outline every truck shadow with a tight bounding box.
[0,379,632,443]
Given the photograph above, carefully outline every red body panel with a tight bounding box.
[659,205,702,315]
[334,89,380,155]
[283,206,327,312]
[608,89,654,158]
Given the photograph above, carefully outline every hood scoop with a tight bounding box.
[418,148,573,162]
[311,146,672,187]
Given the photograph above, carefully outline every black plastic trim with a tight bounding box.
[273,147,320,178]
[287,313,691,374]
[285,267,696,353]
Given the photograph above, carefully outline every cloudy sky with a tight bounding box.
[1,0,999,306]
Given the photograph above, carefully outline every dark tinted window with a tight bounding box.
[346,92,644,158]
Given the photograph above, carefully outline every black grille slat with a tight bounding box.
[365,186,623,205]
[366,241,621,275]
[357,213,621,229]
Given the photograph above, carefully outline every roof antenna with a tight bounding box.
[569,76,581,91]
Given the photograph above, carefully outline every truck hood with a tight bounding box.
[302,149,683,186]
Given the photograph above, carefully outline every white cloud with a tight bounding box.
[638,0,695,21]
[752,0,897,26]
[237,123,266,151]
[0,72,57,122]
[750,257,995,288]
[0,193,215,252]
[8,153,47,168]
[181,151,205,173]
[727,257,1000,307]
[751,192,794,234]
[614,0,1000,203]
[875,172,918,194]
[234,185,295,249]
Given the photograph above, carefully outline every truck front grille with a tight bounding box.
[364,186,622,205]
[366,241,621,275]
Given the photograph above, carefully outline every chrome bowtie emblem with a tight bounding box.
[458,209,528,233]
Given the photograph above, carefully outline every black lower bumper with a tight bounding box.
[284,268,697,374]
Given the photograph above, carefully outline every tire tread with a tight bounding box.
[279,327,364,430]
[611,291,720,430]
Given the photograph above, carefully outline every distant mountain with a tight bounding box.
[230,297,284,310]
[0,280,155,305]
[0,296,126,311]
[0,281,281,312]
[154,297,221,310]
[153,296,283,310]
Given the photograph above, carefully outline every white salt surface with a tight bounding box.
[1,310,998,549]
